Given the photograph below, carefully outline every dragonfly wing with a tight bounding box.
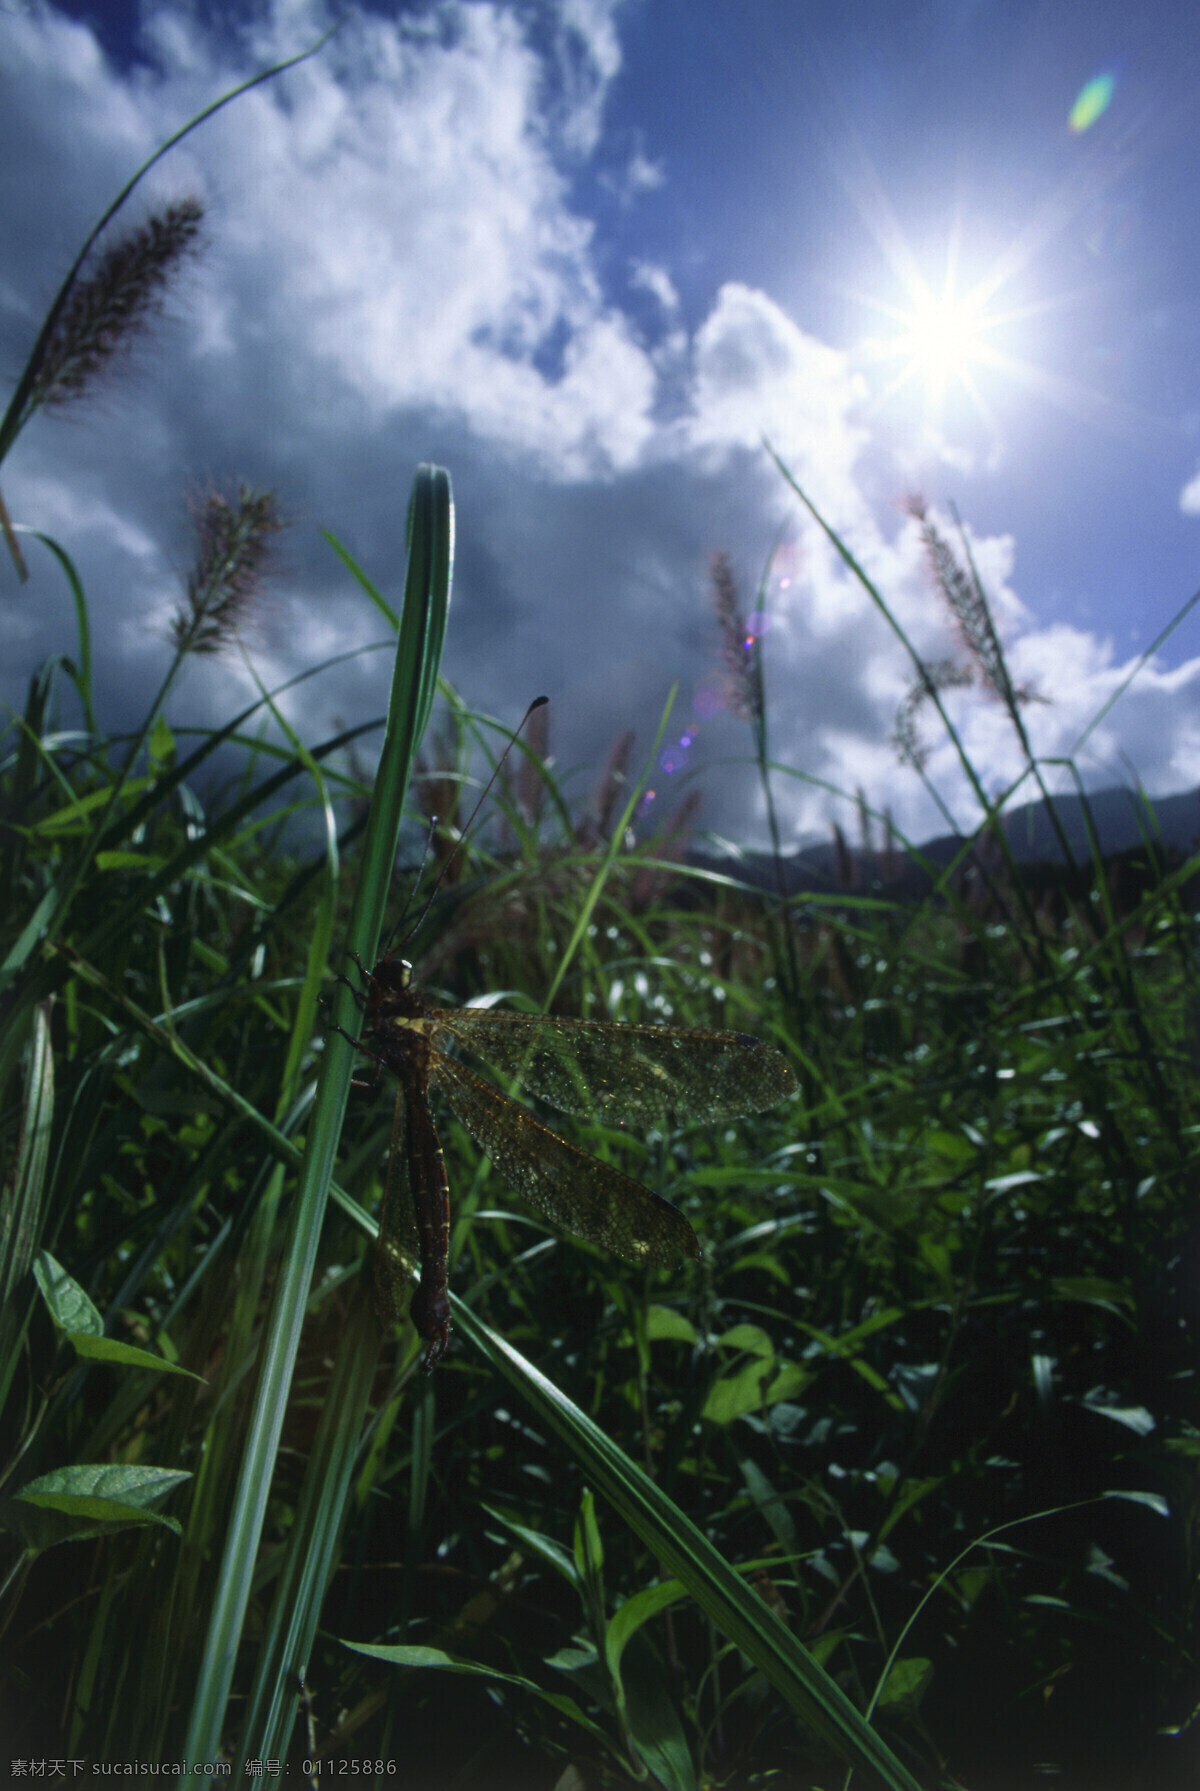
[431,1054,699,1268]
[433,1009,795,1124]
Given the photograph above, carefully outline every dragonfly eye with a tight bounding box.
[372,958,412,993]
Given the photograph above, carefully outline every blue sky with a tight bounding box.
[4,0,1200,851]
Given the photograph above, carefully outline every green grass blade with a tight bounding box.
[10,532,96,736]
[182,465,453,1765]
[236,1278,381,1760]
[542,687,676,1009]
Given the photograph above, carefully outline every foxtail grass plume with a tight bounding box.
[170,484,282,657]
[26,198,204,417]
[831,819,855,892]
[891,655,973,772]
[710,549,764,726]
[0,198,204,581]
[894,497,1046,769]
[0,484,26,581]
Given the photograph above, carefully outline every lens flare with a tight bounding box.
[1069,73,1115,134]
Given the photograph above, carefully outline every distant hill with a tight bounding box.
[691,783,1200,911]
[980,783,1200,865]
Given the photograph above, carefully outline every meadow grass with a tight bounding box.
[3,465,1199,1788]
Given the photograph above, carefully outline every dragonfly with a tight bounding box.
[340,947,798,1370]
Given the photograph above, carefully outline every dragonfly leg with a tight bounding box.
[330,967,370,1006]
[321,1011,359,1045]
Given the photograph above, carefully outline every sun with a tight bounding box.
[817,94,1154,446]
[859,258,1014,424]
[897,280,992,403]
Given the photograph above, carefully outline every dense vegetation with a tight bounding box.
[3,473,1200,1788]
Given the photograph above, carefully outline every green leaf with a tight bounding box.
[34,1251,200,1377]
[716,1323,775,1356]
[481,1506,579,1586]
[738,1456,799,1555]
[645,1305,697,1344]
[575,1487,605,1583]
[702,1360,809,1427]
[1103,1488,1169,1516]
[926,1130,975,1162]
[877,1476,944,1546]
[983,1170,1047,1194]
[1051,1276,1136,1312]
[341,1643,622,1762]
[919,1236,952,1284]
[18,1462,190,1509]
[877,1657,933,1710]
[1,999,53,1318]
[94,851,167,872]
[185,464,453,1766]
[622,1632,697,1791]
[34,1250,103,1335]
[605,1579,688,1684]
[4,1464,190,1550]
[799,1308,905,1357]
[1082,1398,1156,1436]
[70,1333,204,1380]
[574,1489,608,1652]
[953,1567,994,1610]
[33,778,154,835]
[149,710,175,765]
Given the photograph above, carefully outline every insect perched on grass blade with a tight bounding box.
[345,950,797,1370]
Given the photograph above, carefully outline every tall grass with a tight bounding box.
[3,83,1200,1791]
[5,450,1200,1783]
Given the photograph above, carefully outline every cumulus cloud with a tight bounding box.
[685,284,869,522]
[1180,466,1200,514]
[629,260,678,314]
[600,144,666,205]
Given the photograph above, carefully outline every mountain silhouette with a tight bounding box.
[692,783,1200,913]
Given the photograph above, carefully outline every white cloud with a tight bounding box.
[598,139,665,206]
[629,260,678,313]
[624,149,665,193]
[539,0,624,155]
[685,283,869,522]
[1180,466,1200,514]
[180,3,646,472]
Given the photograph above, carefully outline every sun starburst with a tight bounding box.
[859,256,1021,428]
